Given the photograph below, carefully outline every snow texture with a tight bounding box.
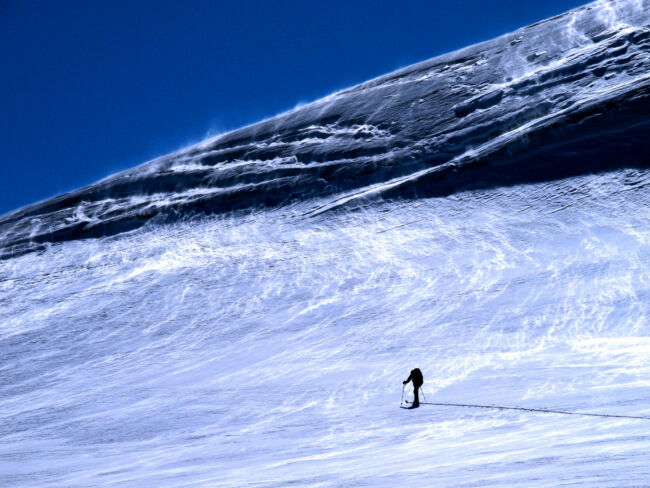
[1,1,650,486]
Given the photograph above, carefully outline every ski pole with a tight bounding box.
[401,384,405,405]
[420,386,426,402]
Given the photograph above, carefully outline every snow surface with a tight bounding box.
[2,1,650,486]
[2,170,650,487]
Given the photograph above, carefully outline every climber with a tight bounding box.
[403,368,423,406]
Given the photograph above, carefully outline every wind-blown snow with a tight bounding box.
[1,1,650,486]
[2,0,650,258]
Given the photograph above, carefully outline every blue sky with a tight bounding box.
[0,0,587,214]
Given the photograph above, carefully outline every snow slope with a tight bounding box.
[1,1,650,486]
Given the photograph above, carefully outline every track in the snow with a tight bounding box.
[402,401,650,420]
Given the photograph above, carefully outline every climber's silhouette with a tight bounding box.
[403,368,423,406]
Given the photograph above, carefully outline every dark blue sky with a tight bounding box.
[1,0,587,214]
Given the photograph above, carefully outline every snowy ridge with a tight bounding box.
[1,0,650,258]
